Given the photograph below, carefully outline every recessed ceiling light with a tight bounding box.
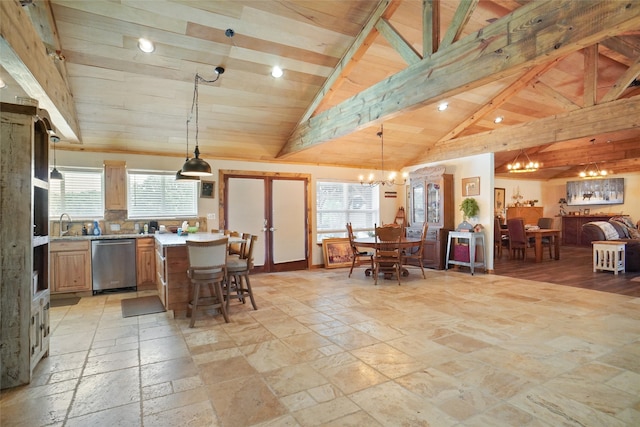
[494,116,504,124]
[271,66,283,78]
[138,38,155,53]
[437,102,448,111]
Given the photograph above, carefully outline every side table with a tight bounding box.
[592,241,626,275]
[445,231,486,275]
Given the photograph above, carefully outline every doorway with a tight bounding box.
[220,170,310,273]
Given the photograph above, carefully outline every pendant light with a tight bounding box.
[176,119,200,181]
[358,124,407,187]
[181,67,225,177]
[50,133,63,181]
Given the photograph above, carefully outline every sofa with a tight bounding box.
[581,217,640,272]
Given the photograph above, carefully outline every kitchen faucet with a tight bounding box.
[59,213,72,236]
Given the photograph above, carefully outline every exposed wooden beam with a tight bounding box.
[528,79,581,111]
[297,0,401,124]
[440,0,478,50]
[279,0,640,158]
[423,0,440,57]
[438,60,560,143]
[600,36,640,67]
[583,45,598,107]
[0,0,80,142]
[375,18,421,65]
[415,96,640,165]
[600,54,640,103]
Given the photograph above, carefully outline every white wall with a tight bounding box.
[56,150,405,266]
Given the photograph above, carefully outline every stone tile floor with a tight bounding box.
[2,268,640,426]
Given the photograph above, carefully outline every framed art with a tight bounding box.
[322,237,353,269]
[462,177,480,196]
[494,187,505,213]
[200,181,215,198]
[565,178,624,206]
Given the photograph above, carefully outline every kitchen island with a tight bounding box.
[154,232,231,317]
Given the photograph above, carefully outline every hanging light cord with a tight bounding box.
[378,124,385,178]
[188,69,223,155]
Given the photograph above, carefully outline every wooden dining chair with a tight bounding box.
[402,222,427,278]
[346,222,374,277]
[494,217,509,258]
[185,237,229,327]
[537,217,554,259]
[507,217,529,260]
[373,225,403,285]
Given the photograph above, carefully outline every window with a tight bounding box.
[128,170,198,218]
[49,168,104,218]
[316,181,379,242]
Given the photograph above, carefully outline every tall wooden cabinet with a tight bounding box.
[506,206,543,226]
[406,166,454,269]
[1,103,51,388]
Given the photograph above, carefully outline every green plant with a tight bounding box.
[460,197,480,219]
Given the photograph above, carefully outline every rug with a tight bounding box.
[121,296,166,318]
[50,297,81,308]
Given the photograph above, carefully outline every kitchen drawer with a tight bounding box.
[51,240,90,252]
[137,237,155,248]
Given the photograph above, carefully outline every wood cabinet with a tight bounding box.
[407,166,454,270]
[51,240,92,293]
[506,206,543,226]
[136,237,156,289]
[155,240,168,307]
[1,103,51,388]
[104,160,126,210]
[562,214,617,246]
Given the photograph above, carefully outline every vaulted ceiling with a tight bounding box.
[2,0,640,180]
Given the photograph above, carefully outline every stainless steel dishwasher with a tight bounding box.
[91,239,137,294]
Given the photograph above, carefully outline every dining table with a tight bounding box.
[501,228,561,263]
[352,236,423,277]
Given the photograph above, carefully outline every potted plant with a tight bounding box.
[457,197,479,231]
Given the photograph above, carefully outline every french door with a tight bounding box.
[222,171,309,273]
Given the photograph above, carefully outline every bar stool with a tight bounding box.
[226,234,258,311]
[185,237,229,327]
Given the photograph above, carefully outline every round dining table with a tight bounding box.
[352,236,423,277]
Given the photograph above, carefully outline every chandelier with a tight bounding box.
[180,67,225,177]
[579,161,609,178]
[359,124,407,187]
[507,149,539,173]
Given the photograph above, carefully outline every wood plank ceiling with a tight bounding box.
[1,0,640,180]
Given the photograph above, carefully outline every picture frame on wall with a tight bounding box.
[462,177,480,196]
[322,238,353,269]
[494,187,505,213]
[200,181,215,198]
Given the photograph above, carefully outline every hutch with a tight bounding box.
[406,166,454,269]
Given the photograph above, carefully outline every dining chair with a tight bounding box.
[507,217,529,260]
[537,217,554,259]
[346,222,374,277]
[226,234,258,312]
[373,225,403,285]
[185,237,229,327]
[402,222,427,278]
[494,217,509,258]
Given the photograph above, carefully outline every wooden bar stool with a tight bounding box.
[185,237,229,327]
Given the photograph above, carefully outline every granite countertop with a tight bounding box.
[50,233,154,241]
[155,232,228,247]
